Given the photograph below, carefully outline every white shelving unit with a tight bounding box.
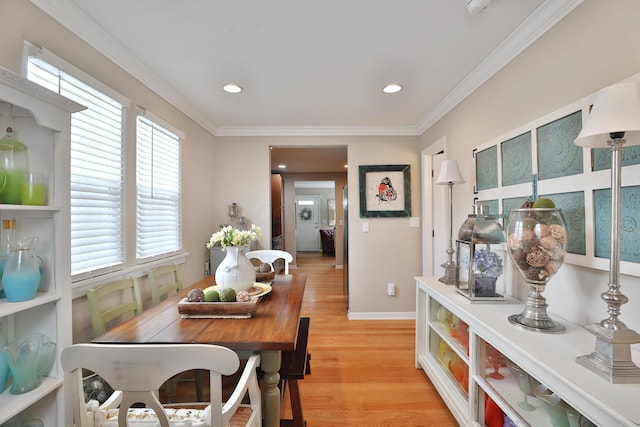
[0,67,84,425]
[416,276,640,426]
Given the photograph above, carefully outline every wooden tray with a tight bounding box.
[177,298,259,319]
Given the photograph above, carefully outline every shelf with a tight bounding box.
[429,321,470,365]
[0,376,63,425]
[0,292,61,317]
[416,276,640,426]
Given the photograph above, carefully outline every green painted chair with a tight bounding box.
[148,263,183,305]
[148,263,203,403]
[86,277,143,337]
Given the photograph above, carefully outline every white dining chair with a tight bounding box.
[245,250,293,274]
[61,343,262,427]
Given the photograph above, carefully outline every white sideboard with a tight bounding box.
[416,276,640,426]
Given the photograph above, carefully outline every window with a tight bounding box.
[136,111,182,261]
[26,48,129,280]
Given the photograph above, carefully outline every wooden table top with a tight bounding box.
[92,273,307,352]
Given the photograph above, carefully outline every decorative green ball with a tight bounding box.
[533,198,555,209]
[204,288,220,302]
[219,287,237,302]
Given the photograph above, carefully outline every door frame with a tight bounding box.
[421,137,446,276]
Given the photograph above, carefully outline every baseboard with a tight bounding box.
[347,311,416,320]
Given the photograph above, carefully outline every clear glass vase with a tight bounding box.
[505,208,568,333]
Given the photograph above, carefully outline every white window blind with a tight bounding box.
[27,55,126,280]
[136,112,182,261]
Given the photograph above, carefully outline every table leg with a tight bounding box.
[261,349,281,427]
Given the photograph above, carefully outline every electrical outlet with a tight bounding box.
[387,282,395,296]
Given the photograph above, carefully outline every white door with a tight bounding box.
[295,196,321,251]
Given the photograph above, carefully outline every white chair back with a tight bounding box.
[61,343,261,427]
[245,249,293,274]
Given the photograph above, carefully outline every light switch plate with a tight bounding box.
[410,217,420,227]
[362,221,369,232]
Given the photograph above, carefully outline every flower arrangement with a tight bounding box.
[206,224,263,250]
[473,249,503,278]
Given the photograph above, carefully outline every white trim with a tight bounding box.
[347,311,416,320]
[25,41,131,109]
[415,0,584,135]
[215,125,420,137]
[71,252,189,299]
[421,137,446,277]
[137,107,186,140]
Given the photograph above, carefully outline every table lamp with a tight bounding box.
[574,81,640,383]
[436,160,465,285]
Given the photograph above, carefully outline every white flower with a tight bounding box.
[206,224,263,250]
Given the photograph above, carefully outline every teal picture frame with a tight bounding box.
[359,164,411,218]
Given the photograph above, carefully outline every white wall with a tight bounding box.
[420,0,640,331]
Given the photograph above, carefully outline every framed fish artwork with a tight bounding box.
[359,164,411,218]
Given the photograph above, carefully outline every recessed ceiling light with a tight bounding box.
[382,84,402,94]
[222,84,243,94]
[278,164,287,169]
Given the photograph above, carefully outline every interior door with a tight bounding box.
[295,196,321,251]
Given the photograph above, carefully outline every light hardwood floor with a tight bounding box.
[174,252,457,426]
[286,252,457,427]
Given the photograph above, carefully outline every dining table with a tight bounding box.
[92,273,307,427]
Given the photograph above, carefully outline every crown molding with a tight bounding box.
[416,0,584,135]
[214,125,421,137]
[30,0,582,138]
[29,0,220,135]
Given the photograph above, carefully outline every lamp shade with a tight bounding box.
[436,160,465,185]
[574,82,640,148]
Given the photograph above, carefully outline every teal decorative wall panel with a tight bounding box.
[537,111,583,180]
[477,199,499,217]
[541,191,586,255]
[592,145,640,171]
[475,146,498,191]
[594,185,640,263]
[501,132,532,187]
[502,197,530,219]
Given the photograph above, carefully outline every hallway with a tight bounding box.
[291,252,456,427]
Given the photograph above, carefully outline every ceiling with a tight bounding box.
[32,0,581,137]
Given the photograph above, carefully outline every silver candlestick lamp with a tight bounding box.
[574,81,640,383]
[436,160,465,285]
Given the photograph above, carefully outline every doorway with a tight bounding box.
[295,195,321,251]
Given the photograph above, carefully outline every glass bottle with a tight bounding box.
[2,237,41,302]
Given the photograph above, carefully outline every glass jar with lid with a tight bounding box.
[0,127,29,205]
